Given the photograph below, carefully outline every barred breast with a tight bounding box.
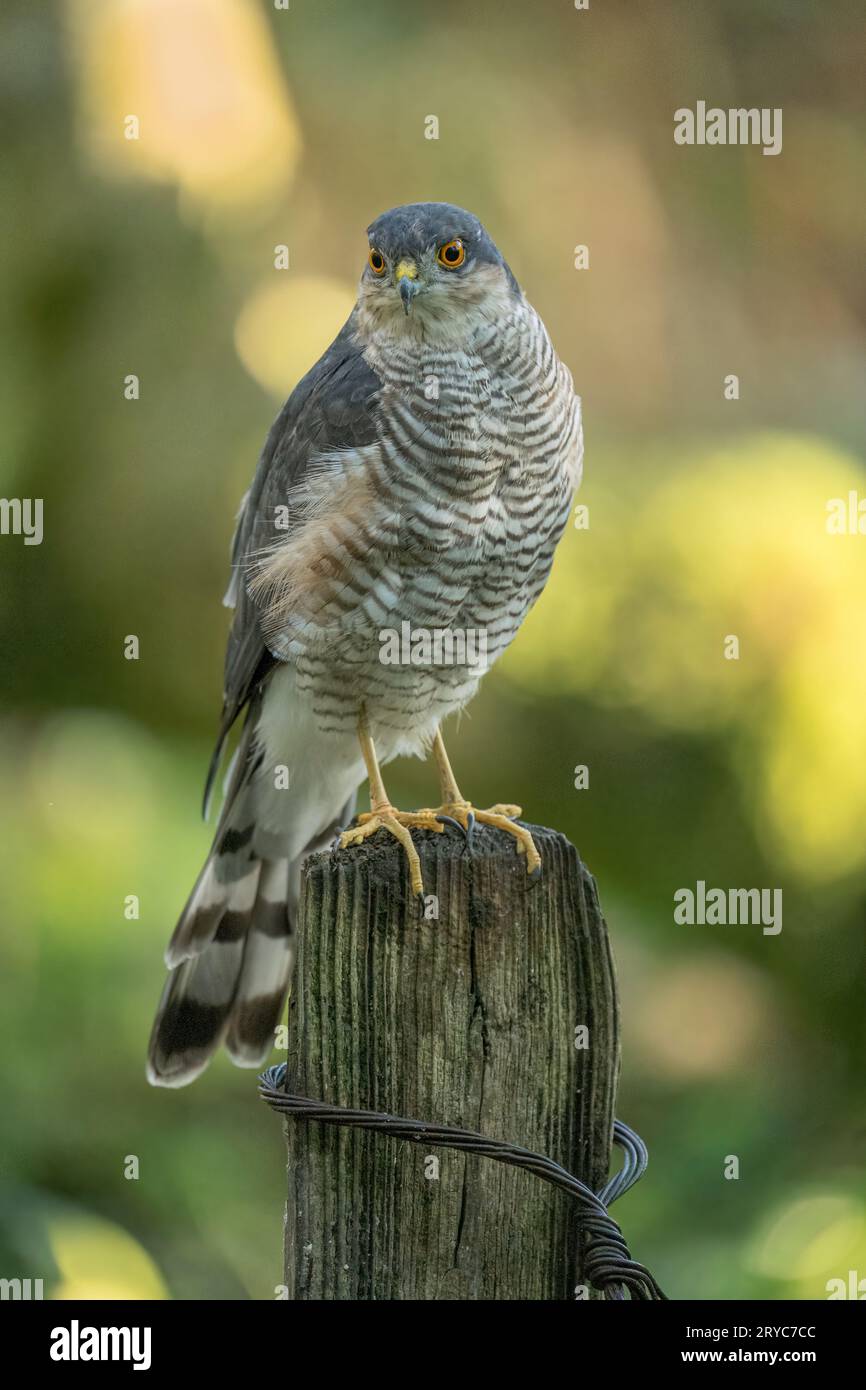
[255,297,582,754]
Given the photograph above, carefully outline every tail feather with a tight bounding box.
[147,681,358,1084]
[147,859,291,1086]
[146,918,247,1088]
[165,861,259,969]
[164,712,262,970]
[226,859,293,1068]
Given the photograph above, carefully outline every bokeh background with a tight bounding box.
[1,0,864,1300]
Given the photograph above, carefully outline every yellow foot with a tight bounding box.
[340,806,444,897]
[437,801,542,878]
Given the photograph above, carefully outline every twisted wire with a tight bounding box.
[259,1062,666,1300]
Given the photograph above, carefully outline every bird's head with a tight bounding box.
[357,202,520,340]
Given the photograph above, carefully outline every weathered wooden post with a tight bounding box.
[279,821,620,1300]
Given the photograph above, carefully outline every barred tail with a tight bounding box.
[146,693,355,1088]
[146,855,294,1087]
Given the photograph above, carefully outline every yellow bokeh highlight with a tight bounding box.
[628,437,865,723]
[50,1215,168,1300]
[28,710,161,854]
[749,1193,866,1284]
[506,433,866,880]
[66,0,301,211]
[234,276,356,398]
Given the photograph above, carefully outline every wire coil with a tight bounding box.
[259,1061,666,1300]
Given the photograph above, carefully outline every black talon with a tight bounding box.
[435,811,476,853]
[435,814,466,834]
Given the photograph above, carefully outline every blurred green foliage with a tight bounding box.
[1,0,864,1300]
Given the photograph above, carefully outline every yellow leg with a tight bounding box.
[340,709,443,897]
[430,729,542,878]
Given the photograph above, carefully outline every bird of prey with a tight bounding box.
[147,202,583,1087]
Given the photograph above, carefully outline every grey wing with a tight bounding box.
[203,311,382,813]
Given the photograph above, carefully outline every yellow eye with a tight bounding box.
[368,248,386,274]
[438,238,466,268]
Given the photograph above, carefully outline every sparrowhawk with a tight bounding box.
[147,202,583,1087]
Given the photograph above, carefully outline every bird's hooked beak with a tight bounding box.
[394,258,421,315]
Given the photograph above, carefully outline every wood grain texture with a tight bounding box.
[283,822,620,1301]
